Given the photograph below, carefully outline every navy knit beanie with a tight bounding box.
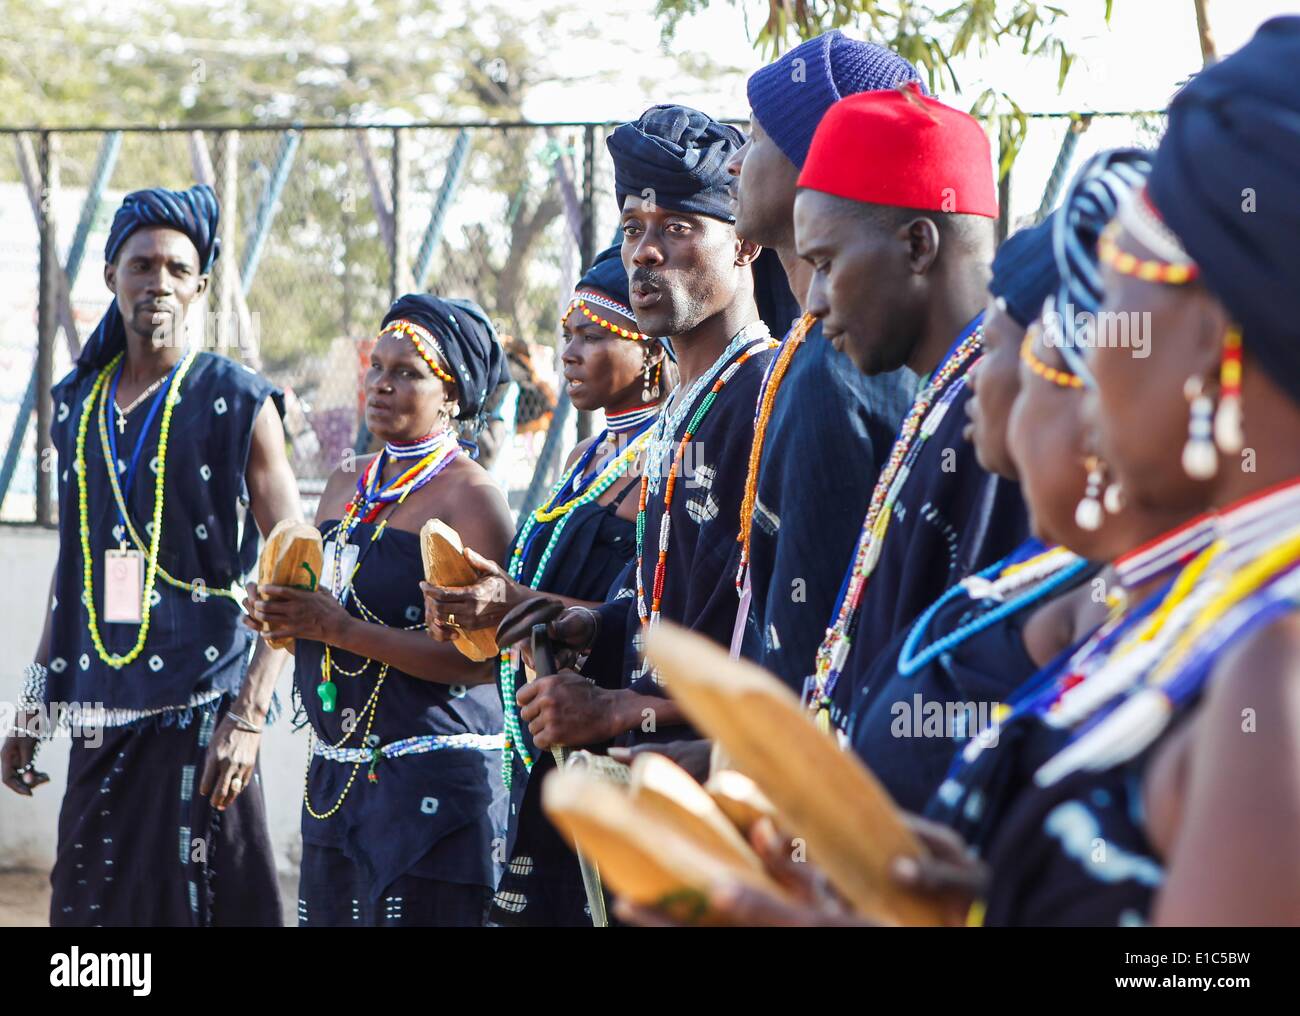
[746,30,925,170]
[988,214,1060,329]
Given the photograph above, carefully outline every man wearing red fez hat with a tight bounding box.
[793,84,1028,737]
[721,34,922,696]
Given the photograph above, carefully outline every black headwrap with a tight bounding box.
[606,104,744,222]
[1147,15,1300,404]
[989,214,1059,329]
[77,184,222,371]
[381,294,505,424]
[576,244,633,309]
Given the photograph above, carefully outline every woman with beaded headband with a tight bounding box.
[243,294,514,927]
[422,245,671,926]
[953,29,1300,921]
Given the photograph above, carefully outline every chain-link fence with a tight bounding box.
[0,112,1163,525]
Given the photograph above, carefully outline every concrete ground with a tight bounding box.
[0,868,300,927]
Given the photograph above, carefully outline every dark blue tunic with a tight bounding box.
[295,521,506,925]
[823,373,1029,734]
[739,321,916,690]
[44,350,282,927]
[847,551,1098,813]
[491,485,637,927]
[47,351,278,717]
[584,334,778,745]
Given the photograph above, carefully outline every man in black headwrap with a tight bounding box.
[515,105,778,769]
[2,184,300,927]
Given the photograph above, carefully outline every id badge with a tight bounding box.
[103,549,145,624]
[321,540,360,601]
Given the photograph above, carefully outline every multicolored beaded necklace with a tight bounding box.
[315,429,460,714]
[735,312,815,594]
[896,542,1089,678]
[1036,477,1300,786]
[931,512,1216,830]
[636,326,778,637]
[497,416,656,784]
[808,317,985,727]
[643,321,770,498]
[76,350,198,669]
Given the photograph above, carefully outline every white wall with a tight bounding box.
[0,524,304,878]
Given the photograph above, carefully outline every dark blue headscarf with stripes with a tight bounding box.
[78,184,222,371]
[1050,148,1152,385]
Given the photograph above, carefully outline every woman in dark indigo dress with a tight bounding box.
[2,186,300,927]
[245,295,514,927]
[422,246,670,926]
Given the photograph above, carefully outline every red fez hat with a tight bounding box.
[797,83,998,218]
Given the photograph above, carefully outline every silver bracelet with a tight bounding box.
[19,662,47,714]
[227,709,263,733]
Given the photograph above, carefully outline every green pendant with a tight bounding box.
[318,680,337,713]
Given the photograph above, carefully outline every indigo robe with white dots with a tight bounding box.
[46,351,280,723]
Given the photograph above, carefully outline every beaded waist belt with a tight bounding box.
[312,731,505,763]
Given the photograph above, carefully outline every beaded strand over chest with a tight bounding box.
[635,331,778,633]
[809,325,984,723]
[643,321,770,498]
[496,422,654,785]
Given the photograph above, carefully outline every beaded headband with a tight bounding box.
[1021,329,1083,390]
[1098,189,1200,285]
[378,319,458,386]
[565,290,651,342]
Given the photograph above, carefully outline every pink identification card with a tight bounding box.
[103,549,145,624]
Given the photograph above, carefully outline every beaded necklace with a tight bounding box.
[643,321,770,498]
[933,513,1217,826]
[384,430,450,460]
[315,433,459,713]
[1035,478,1300,786]
[896,543,1089,678]
[735,312,815,593]
[636,330,778,635]
[497,421,656,785]
[808,318,985,726]
[605,403,659,433]
[76,350,198,668]
[94,360,242,604]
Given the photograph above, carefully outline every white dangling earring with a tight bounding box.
[1103,480,1125,515]
[1075,456,1105,532]
[641,354,653,403]
[1181,376,1218,480]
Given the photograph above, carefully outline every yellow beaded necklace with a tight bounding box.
[76,350,197,668]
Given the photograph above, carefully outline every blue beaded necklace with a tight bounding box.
[896,542,1090,678]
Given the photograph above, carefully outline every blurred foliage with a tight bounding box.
[0,1,601,367]
[653,1,1117,176]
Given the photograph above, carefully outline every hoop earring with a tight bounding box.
[1075,455,1105,532]
[1181,376,1218,480]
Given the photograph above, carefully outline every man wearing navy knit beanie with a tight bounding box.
[725,31,923,690]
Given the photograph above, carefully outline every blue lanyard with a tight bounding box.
[104,360,180,534]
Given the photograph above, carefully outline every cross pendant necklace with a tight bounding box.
[116,374,168,433]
